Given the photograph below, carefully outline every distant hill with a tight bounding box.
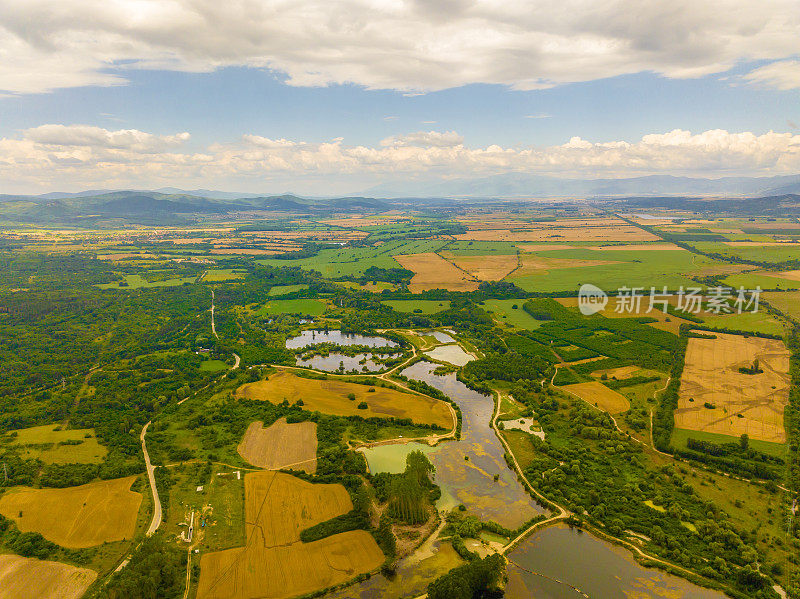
[363,173,800,198]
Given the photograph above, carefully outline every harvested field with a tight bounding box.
[236,371,454,429]
[439,252,518,281]
[560,381,631,414]
[764,269,800,282]
[588,243,685,251]
[394,252,479,292]
[591,365,640,379]
[675,333,791,443]
[197,471,384,599]
[237,418,317,473]
[0,476,142,548]
[762,291,800,320]
[0,554,97,599]
[453,226,658,242]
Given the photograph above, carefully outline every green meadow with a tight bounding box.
[482,299,543,330]
[382,300,451,314]
[256,298,326,316]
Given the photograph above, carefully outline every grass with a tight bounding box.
[4,424,107,464]
[255,298,326,316]
[501,430,538,470]
[694,242,800,264]
[335,281,395,293]
[643,499,666,512]
[508,248,716,293]
[697,309,785,335]
[97,274,197,289]
[0,476,142,548]
[497,394,528,420]
[482,299,543,330]
[559,381,630,414]
[236,371,454,429]
[204,269,246,282]
[382,300,451,314]
[670,427,786,457]
[268,284,309,296]
[722,272,800,290]
[199,359,229,372]
[762,290,800,320]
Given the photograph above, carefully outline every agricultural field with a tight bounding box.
[439,251,518,281]
[3,424,107,464]
[268,283,309,295]
[255,298,326,316]
[199,359,229,372]
[482,299,543,330]
[237,418,318,472]
[675,333,791,444]
[0,555,97,599]
[763,290,800,320]
[204,269,246,282]
[235,371,454,429]
[382,299,451,314]
[196,471,384,599]
[0,476,142,548]
[394,252,480,292]
[559,381,631,414]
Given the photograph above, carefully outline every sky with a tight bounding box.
[0,0,799,195]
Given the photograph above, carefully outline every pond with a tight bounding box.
[506,524,728,599]
[423,344,474,366]
[285,330,398,348]
[429,331,455,344]
[295,353,384,373]
[362,361,545,528]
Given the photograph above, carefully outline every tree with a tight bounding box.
[739,434,749,451]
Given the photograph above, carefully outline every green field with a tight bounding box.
[268,284,309,296]
[382,300,451,314]
[256,298,326,316]
[482,299,543,329]
[671,427,786,458]
[697,309,785,335]
[257,239,448,278]
[98,274,197,289]
[5,424,107,464]
[204,269,246,282]
[441,241,518,255]
[722,272,800,290]
[508,248,712,293]
[694,242,800,264]
[199,359,229,372]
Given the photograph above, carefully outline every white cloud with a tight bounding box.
[381,130,464,147]
[24,125,190,152]
[743,60,800,90]
[1,125,799,193]
[525,114,552,119]
[0,1,798,94]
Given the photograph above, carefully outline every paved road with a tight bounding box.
[140,421,162,536]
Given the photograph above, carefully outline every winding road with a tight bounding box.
[140,421,162,536]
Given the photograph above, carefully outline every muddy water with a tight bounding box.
[423,344,473,366]
[286,330,398,348]
[295,353,384,372]
[364,361,546,528]
[506,524,727,599]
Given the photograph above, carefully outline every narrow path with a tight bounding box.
[140,421,162,536]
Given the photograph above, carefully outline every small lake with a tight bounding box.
[362,361,545,528]
[506,524,728,599]
[295,353,384,373]
[424,344,474,366]
[429,331,455,343]
[285,330,398,348]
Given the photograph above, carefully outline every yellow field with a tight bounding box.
[236,371,454,429]
[453,225,658,242]
[394,252,479,292]
[560,381,631,414]
[0,555,96,599]
[237,418,317,473]
[439,252,518,281]
[764,269,800,282]
[590,365,641,379]
[6,424,107,464]
[197,471,384,599]
[0,476,142,548]
[763,291,800,320]
[676,333,791,443]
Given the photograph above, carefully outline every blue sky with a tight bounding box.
[0,0,798,194]
[2,65,797,150]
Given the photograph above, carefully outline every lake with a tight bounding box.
[286,330,398,348]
